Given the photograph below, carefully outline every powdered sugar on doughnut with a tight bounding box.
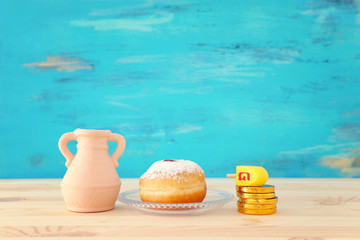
[140,159,204,181]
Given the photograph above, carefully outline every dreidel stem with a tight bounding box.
[227,174,236,178]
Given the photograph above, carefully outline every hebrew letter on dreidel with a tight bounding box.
[236,166,269,186]
[238,172,250,181]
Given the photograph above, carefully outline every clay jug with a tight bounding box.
[58,129,126,212]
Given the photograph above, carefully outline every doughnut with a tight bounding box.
[139,159,207,203]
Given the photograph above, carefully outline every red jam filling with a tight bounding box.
[163,159,176,162]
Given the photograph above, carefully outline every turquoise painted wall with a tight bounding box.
[1,0,360,178]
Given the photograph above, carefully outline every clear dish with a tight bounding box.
[118,189,234,215]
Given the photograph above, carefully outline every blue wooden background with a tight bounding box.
[1,0,360,178]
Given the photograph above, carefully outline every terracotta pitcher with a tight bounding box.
[58,129,126,212]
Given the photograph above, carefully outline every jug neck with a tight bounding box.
[76,136,109,150]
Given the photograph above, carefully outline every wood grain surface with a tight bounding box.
[0,178,359,239]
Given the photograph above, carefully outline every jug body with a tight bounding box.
[59,129,126,212]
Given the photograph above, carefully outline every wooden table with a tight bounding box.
[0,178,359,239]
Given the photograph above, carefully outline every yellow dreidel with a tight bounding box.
[228,166,268,186]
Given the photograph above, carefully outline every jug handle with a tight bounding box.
[108,133,126,168]
[58,132,76,168]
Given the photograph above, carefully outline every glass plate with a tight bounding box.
[118,189,234,215]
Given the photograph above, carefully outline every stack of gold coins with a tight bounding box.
[236,185,278,215]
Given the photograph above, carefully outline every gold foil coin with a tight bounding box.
[240,196,278,205]
[237,201,276,209]
[238,206,276,215]
[237,192,276,199]
[237,184,275,193]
